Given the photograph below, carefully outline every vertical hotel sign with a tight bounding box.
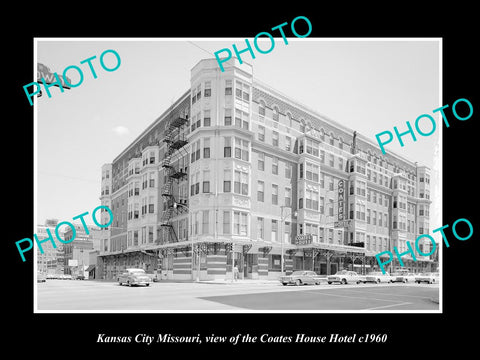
[338,179,344,220]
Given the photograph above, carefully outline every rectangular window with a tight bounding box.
[203,138,210,158]
[149,172,155,188]
[306,162,319,182]
[258,125,265,141]
[234,109,242,128]
[204,81,211,97]
[233,212,240,235]
[148,196,154,214]
[258,152,265,171]
[257,181,264,202]
[285,162,291,179]
[225,80,232,95]
[329,154,334,167]
[223,211,230,234]
[224,137,231,157]
[240,213,247,235]
[272,157,278,175]
[224,109,232,126]
[272,184,278,205]
[306,139,319,157]
[373,211,377,225]
[285,136,291,151]
[234,170,248,195]
[223,170,231,193]
[203,170,210,193]
[204,110,211,127]
[234,137,249,161]
[272,131,279,147]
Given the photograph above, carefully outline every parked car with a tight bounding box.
[327,270,361,284]
[364,271,393,283]
[391,272,416,283]
[37,273,46,283]
[64,274,73,280]
[118,268,152,287]
[415,272,440,284]
[74,274,85,280]
[280,271,323,286]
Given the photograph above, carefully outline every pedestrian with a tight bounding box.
[234,265,239,281]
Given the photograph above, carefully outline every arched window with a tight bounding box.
[319,128,325,141]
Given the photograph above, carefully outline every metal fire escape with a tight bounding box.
[160,113,189,244]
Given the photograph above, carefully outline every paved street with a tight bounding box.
[36,280,439,311]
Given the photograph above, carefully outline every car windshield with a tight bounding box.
[291,271,304,275]
[335,270,348,275]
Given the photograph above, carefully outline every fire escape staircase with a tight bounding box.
[159,114,189,245]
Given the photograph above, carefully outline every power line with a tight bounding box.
[187,41,215,57]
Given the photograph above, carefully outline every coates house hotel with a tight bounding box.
[96,57,436,281]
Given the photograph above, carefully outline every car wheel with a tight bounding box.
[146,283,150,287]
[356,281,360,284]
[404,279,408,283]
[342,279,347,285]
[127,281,131,287]
[327,281,332,285]
[119,281,122,286]
[376,279,381,284]
[315,281,320,285]
[282,283,288,286]
[295,279,302,286]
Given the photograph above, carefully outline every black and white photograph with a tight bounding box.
[8,8,479,354]
[33,38,442,313]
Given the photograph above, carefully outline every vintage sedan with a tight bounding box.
[364,271,393,283]
[280,271,323,286]
[391,272,416,283]
[118,268,152,287]
[415,272,440,284]
[327,270,361,284]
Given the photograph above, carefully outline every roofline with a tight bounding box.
[253,79,424,169]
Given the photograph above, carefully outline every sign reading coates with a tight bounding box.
[295,234,313,245]
[338,179,345,221]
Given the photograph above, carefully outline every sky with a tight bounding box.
[36,38,441,231]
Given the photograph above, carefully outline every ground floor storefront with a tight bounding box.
[96,241,437,281]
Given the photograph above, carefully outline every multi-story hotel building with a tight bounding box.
[97,57,436,281]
